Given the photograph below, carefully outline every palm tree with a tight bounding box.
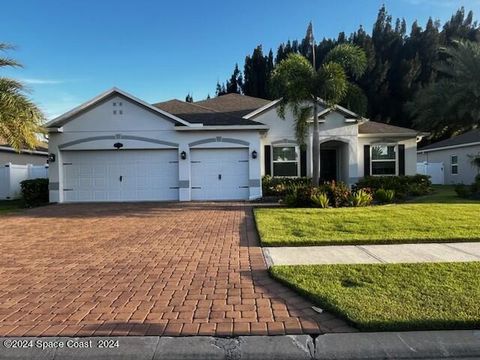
[409,40,480,138]
[270,33,367,185]
[0,43,44,151]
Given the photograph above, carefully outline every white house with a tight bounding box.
[417,129,480,185]
[46,88,422,203]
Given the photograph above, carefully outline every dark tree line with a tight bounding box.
[213,6,480,140]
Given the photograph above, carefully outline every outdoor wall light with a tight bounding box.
[113,142,123,149]
[251,150,258,159]
[180,151,187,160]
[48,153,56,163]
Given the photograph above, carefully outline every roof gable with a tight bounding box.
[45,88,194,129]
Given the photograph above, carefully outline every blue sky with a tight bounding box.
[1,0,478,119]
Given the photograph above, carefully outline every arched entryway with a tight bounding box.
[320,140,349,182]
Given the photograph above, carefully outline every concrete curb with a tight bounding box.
[1,331,479,359]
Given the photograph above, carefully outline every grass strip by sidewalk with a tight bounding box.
[255,203,480,246]
[270,262,480,331]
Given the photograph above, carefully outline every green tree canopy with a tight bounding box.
[408,39,480,137]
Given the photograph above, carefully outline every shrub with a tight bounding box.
[323,181,351,207]
[356,175,431,199]
[455,184,471,198]
[283,185,318,207]
[311,192,330,208]
[375,188,395,204]
[262,175,311,196]
[349,189,373,207]
[20,178,49,207]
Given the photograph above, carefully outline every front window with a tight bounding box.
[451,155,458,175]
[273,146,299,176]
[371,145,397,175]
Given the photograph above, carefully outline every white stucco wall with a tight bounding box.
[418,144,480,185]
[48,95,262,202]
[253,105,359,183]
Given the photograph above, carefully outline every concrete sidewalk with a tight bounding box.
[263,242,480,266]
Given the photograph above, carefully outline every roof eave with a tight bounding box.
[175,125,269,131]
[417,141,480,153]
[358,132,419,137]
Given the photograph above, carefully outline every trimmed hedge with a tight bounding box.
[262,175,311,196]
[20,178,49,207]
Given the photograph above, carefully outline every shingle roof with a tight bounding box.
[419,129,480,151]
[194,93,271,117]
[358,121,418,135]
[153,99,265,126]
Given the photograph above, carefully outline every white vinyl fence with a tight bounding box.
[417,162,444,185]
[0,163,48,200]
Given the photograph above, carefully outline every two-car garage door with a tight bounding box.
[62,148,250,202]
[63,150,179,202]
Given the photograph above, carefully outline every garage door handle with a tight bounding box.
[119,175,123,182]
[218,174,222,180]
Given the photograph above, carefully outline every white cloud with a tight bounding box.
[20,78,65,85]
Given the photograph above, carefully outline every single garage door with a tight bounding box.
[191,148,249,201]
[63,150,179,202]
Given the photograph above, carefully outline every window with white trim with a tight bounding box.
[272,146,299,177]
[371,144,397,175]
[451,155,458,175]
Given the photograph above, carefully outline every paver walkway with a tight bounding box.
[264,242,480,266]
[0,203,352,337]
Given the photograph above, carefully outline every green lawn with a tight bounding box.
[0,200,23,215]
[270,262,480,331]
[255,186,480,246]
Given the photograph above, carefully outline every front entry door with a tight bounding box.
[320,149,337,182]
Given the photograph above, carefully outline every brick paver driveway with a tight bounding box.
[0,203,352,336]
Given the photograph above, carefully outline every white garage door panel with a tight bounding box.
[191,148,249,201]
[63,150,179,202]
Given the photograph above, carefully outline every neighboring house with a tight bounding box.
[418,129,480,185]
[46,88,422,203]
[0,138,48,165]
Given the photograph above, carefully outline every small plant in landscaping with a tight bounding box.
[20,178,49,207]
[375,188,395,204]
[311,192,330,208]
[349,189,373,207]
[322,181,351,207]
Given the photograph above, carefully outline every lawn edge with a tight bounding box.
[269,263,480,332]
[261,237,480,247]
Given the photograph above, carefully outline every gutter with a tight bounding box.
[0,146,48,156]
[175,125,269,131]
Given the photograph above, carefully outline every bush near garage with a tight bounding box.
[20,178,49,207]
[261,175,311,196]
